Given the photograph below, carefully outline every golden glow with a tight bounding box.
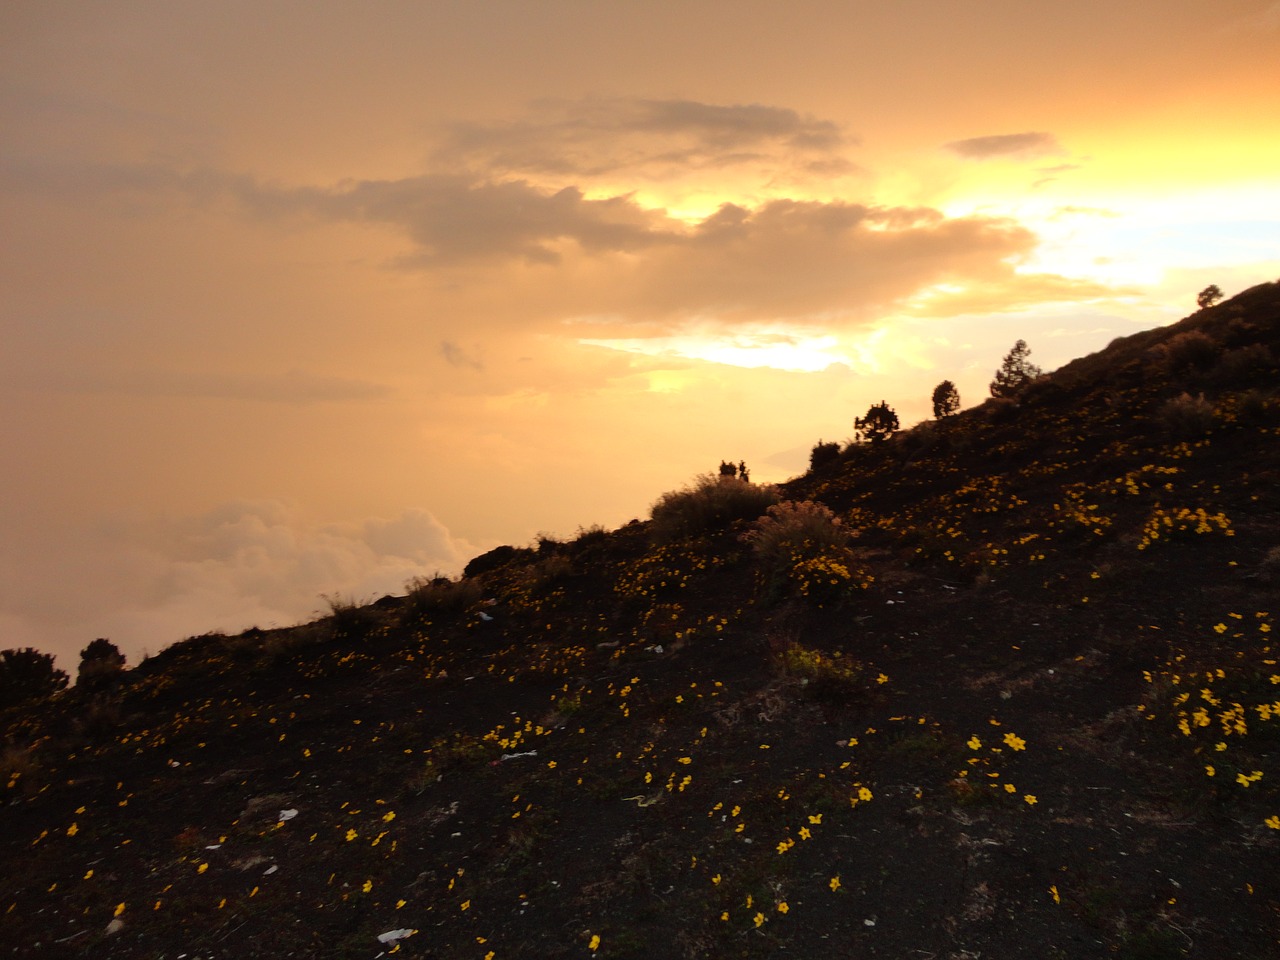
[582,330,848,373]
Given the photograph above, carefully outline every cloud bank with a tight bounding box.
[0,502,477,672]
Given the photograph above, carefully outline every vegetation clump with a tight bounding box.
[0,648,68,709]
[76,639,126,692]
[648,473,778,542]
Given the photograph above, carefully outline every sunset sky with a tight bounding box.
[4,0,1279,670]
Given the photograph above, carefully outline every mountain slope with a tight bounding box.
[3,281,1280,959]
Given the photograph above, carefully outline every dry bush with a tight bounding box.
[742,501,850,569]
[1160,330,1221,374]
[984,397,1021,423]
[649,474,780,542]
[1237,388,1280,426]
[1158,392,1216,438]
[403,575,484,621]
[1209,343,1274,385]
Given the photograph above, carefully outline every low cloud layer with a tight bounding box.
[0,502,477,672]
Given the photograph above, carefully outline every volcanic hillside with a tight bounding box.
[3,281,1280,960]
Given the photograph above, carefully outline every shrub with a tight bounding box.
[1158,392,1216,437]
[403,574,484,621]
[0,648,68,710]
[648,473,779,542]
[463,544,535,579]
[1209,344,1274,385]
[77,638,126,691]
[743,503,872,604]
[854,400,900,444]
[322,594,380,642]
[809,440,841,472]
[742,501,850,569]
[984,396,1021,423]
[1237,388,1279,425]
[778,643,867,700]
[1160,330,1220,374]
[573,523,610,546]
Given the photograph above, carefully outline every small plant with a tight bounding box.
[648,473,779,542]
[778,643,866,700]
[854,400,900,444]
[931,380,960,418]
[321,594,379,642]
[1158,392,1216,437]
[989,339,1042,398]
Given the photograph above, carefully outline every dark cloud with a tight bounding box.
[433,97,853,178]
[629,200,1037,322]
[944,131,1064,160]
[288,175,676,265]
[440,341,483,370]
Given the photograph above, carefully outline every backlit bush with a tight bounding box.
[1159,392,1216,438]
[648,473,779,542]
[742,501,850,569]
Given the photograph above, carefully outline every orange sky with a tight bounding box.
[3,0,1279,669]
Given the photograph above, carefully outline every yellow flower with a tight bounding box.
[345,829,358,841]
[777,901,789,914]
[877,673,889,684]
[1004,784,1016,794]
[1205,765,1215,777]
[808,814,822,824]
[460,900,471,911]
[799,827,812,840]
[197,863,208,874]
[589,934,601,951]
[1023,794,1037,805]
[114,903,126,917]
[712,874,721,885]
[382,811,396,823]
[829,876,841,891]
[1264,815,1280,829]
[1050,885,1060,904]
[858,786,873,802]
[966,736,982,751]
[753,912,765,928]
[362,880,373,893]
[66,823,79,837]
[1003,732,1027,751]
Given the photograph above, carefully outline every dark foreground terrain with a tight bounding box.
[4,282,1280,959]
